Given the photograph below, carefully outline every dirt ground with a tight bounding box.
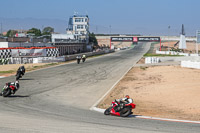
[98,65,200,121]
[98,41,200,121]
[0,63,50,76]
[155,41,199,53]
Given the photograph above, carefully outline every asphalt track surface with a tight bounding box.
[0,42,199,133]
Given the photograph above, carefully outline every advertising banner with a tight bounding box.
[111,37,133,42]
[138,37,160,42]
[111,37,160,42]
[133,37,138,42]
[12,49,47,57]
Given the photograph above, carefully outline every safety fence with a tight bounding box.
[156,50,199,56]
[181,61,200,69]
[0,49,114,64]
[0,47,59,64]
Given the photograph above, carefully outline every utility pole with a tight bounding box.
[0,22,2,35]
[96,26,98,34]
[196,30,200,55]
[109,25,111,34]
[168,26,170,51]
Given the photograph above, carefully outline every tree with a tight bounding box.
[27,28,41,37]
[6,30,17,37]
[42,26,54,34]
[89,32,98,46]
[42,27,54,39]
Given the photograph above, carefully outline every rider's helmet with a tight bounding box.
[82,54,86,58]
[125,95,130,99]
[77,55,81,59]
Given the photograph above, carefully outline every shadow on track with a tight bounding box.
[6,95,29,98]
[18,78,34,81]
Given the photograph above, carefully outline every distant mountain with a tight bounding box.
[0,17,68,33]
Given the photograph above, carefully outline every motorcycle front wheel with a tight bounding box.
[104,107,112,115]
[2,88,11,97]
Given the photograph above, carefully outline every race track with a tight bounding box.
[0,42,199,133]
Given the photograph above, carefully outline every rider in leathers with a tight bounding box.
[114,95,133,112]
[0,81,19,96]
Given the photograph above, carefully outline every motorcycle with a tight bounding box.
[1,81,19,97]
[82,55,86,62]
[82,57,86,63]
[76,56,81,64]
[104,99,136,117]
[16,66,25,80]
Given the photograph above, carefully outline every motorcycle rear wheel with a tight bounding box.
[16,73,21,80]
[104,107,112,115]
[120,107,131,117]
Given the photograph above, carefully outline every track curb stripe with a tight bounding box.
[91,107,200,124]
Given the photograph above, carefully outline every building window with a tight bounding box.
[77,25,84,29]
[75,18,84,22]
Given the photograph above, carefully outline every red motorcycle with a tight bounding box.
[1,81,19,97]
[104,99,136,117]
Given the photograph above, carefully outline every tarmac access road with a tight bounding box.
[0,42,199,133]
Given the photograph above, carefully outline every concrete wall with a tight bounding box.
[64,49,114,61]
[181,61,200,69]
[160,36,196,41]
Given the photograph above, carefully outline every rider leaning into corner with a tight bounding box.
[114,95,133,112]
[0,81,19,96]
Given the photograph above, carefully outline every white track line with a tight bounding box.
[0,76,5,78]
[90,47,140,110]
[90,61,136,110]
[135,116,200,124]
[92,106,200,124]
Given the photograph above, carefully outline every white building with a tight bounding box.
[51,34,75,43]
[67,15,89,43]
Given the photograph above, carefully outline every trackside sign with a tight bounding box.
[137,37,160,42]
[110,37,160,42]
[111,37,133,42]
[12,49,47,57]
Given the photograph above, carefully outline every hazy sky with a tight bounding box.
[0,0,200,36]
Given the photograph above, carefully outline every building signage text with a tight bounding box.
[111,37,133,42]
[137,37,160,42]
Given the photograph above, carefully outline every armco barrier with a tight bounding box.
[33,56,65,63]
[64,49,114,61]
[156,50,189,56]
[1,49,114,64]
[181,61,200,69]
[145,57,160,64]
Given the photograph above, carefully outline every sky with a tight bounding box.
[0,0,200,36]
